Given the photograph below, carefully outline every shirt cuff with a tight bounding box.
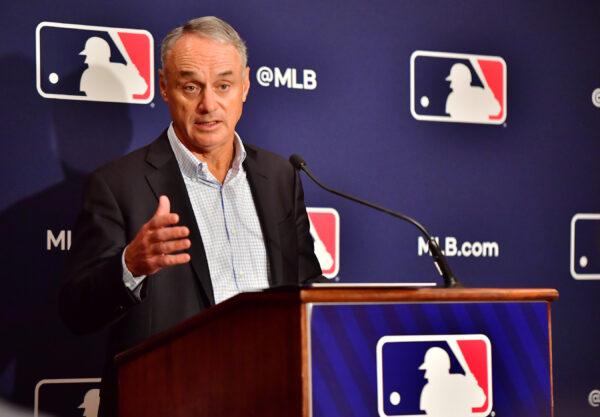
[122,246,147,299]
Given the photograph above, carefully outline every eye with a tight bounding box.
[217,83,231,92]
[183,84,198,93]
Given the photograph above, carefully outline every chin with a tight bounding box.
[191,134,230,149]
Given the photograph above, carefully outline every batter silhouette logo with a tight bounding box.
[410,51,507,125]
[35,378,102,417]
[307,207,339,279]
[35,21,154,104]
[376,334,492,417]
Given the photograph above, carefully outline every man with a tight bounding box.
[60,16,322,416]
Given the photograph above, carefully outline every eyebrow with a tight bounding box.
[177,70,235,78]
[178,70,197,78]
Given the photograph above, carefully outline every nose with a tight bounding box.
[197,87,218,114]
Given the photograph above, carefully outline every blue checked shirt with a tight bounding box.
[122,124,270,304]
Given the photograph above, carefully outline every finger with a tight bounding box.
[147,213,180,230]
[155,195,171,216]
[150,226,190,243]
[154,252,191,268]
[151,239,191,255]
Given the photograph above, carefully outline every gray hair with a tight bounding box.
[160,16,248,68]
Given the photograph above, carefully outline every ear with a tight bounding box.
[242,66,250,102]
[158,68,168,102]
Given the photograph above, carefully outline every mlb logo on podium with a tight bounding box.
[307,207,339,279]
[376,334,492,417]
[35,21,154,104]
[410,50,506,125]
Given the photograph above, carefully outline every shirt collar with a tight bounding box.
[167,123,247,181]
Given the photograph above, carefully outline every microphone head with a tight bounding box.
[289,154,307,170]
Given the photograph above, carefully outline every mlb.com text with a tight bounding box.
[418,236,499,258]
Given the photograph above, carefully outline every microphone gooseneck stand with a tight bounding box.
[289,154,461,288]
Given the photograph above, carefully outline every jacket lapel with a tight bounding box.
[144,133,215,305]
[243,146,287,287]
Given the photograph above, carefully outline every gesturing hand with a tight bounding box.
[124,195,191,276]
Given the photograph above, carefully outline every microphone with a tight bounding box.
[290,154,461,288]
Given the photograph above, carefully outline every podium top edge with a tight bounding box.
[296,286,559,303]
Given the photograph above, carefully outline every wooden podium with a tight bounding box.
[115,287,558,417]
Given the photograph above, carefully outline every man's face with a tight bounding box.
[159,34,249,155]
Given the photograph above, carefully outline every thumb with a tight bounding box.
[155,195,171,216]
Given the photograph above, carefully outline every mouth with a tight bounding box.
[194,120,221,130]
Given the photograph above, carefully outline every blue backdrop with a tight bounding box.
[1,1,599,415]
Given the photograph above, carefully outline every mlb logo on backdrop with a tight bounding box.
[36,22,154,104]
[410,51,506,125]
[570,213,600,280]
[35,378,101,417]
[307,207,339,279]
[376,334,492,417]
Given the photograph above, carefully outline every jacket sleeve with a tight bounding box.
[59,171,143,335]
[292,169,327,284]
